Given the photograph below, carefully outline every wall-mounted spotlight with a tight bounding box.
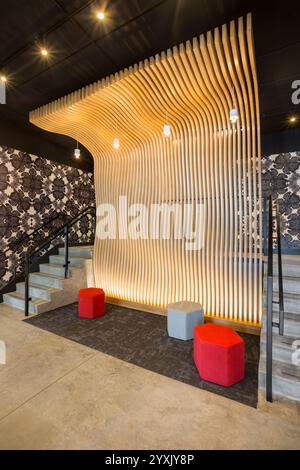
[163,123,171,138]
[229,108,239,124]
[0,76,7,83]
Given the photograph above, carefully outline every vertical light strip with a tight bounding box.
[30,14,262,326]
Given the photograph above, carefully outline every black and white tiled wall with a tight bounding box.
[262,151,300,253]
[0,145,95,288]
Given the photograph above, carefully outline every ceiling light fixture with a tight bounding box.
[289,116,297,123]
[0,75,7,83]
[163,123,171,138]
[113,119,120,150]
[41,48,48,57]
[113,137,120,151]
[229,108,239,124]
[163,111,171,138]
[97,11,105,21]
[74,139,81,159]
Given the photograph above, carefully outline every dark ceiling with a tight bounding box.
[1,0,300,171]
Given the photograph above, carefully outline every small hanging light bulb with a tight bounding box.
[113,137,120,151]
[163,111,171,138]
[230,108,239,124]
[113,119,120,150]
[74,139,80,159]
[163,123,171,138]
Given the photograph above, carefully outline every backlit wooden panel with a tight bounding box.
[30,13,262,325]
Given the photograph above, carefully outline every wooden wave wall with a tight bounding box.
[30,13,262,325]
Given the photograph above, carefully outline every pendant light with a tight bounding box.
[113,137,120,151]
[113,119,120,150]
[163,111,171,138]
[74,138,80,159]
[229,108,239,124]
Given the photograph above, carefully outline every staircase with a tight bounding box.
[259,255,300,403]
[3,246,93,315]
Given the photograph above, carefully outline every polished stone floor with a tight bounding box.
[24,303,260,407]
[0,303,299,450]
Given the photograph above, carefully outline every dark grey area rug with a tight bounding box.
[24,303,260,407]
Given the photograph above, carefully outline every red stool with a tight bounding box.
[194,323,244,387]
[78,288,105,319]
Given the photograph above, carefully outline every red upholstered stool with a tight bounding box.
[78,288,105,319]
[194,323,244,387]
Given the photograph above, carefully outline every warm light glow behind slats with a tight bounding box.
[30,13,262,325]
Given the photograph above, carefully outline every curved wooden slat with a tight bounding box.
[30,14,262,326]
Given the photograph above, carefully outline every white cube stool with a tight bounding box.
[167,301,204,340]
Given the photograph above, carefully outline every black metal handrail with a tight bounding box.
[0,206,95,296]
[266,195,285,402]
[23,206,96,317]
[3,212,68,255]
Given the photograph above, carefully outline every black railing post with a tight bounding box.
[64,224,69,278]
[266,195,273,403]
[263,197,268,256]
[93,207,96,242]
[25,252,30,317]
[276,205,284,336]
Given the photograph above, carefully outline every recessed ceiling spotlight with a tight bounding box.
[97,11,105,21]
[41,48,48,57]
[0,75,7,83]
[289,116,297,123]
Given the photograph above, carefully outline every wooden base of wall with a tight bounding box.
[106,297,261,336]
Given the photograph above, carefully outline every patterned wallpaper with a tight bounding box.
[0,145,95,288]
[262,151,300,253]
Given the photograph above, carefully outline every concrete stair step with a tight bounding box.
[59,246,93,259]
[273,276,300,295]
[49,255,85,268]
[39,264,82,277]
[273,312,300,338]
[262,312,300,338]
[272,292,300,315]
[16,282,61,300]
[260,331,298,364]
[39,263,69,277]
[268,255,300,278]
[3,291,50,314]
[259,357,300,403]
[29,272,65,289]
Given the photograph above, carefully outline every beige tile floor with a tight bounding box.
[0,303,299,450]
